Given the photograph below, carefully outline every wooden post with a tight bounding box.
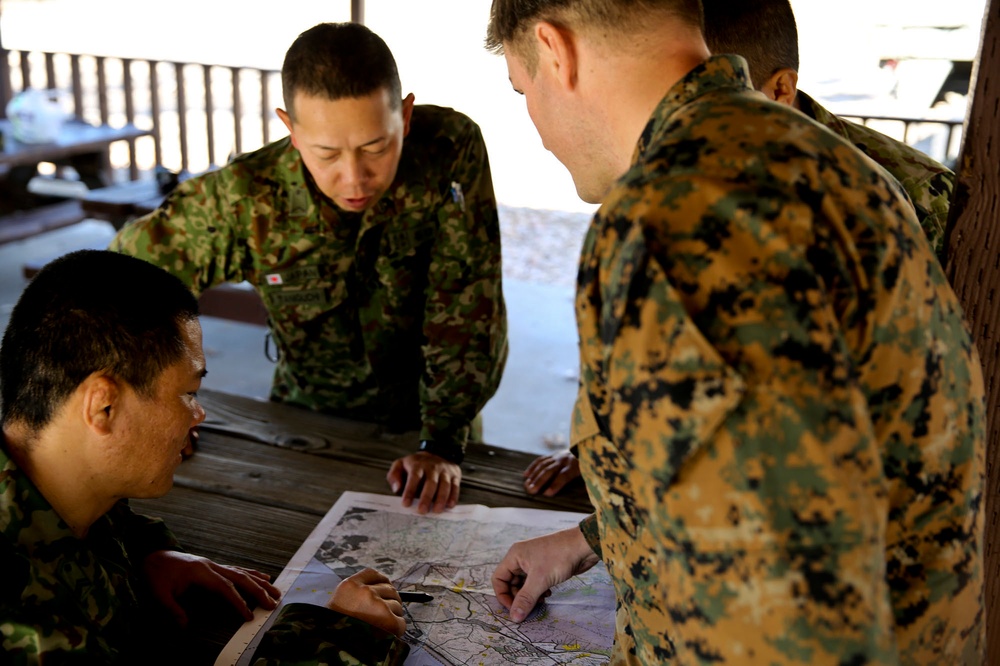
[351,0,364,24]
[944,0,1000,659]
[0,1,11,118]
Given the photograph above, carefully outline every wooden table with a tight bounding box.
[0,118,152,241]
[78,176,166,229]
[130,388,593,664]
[0,118,150,175]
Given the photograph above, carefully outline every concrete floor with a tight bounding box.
[0,219,579,457]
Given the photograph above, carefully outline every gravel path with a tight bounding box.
[498,205,594,289]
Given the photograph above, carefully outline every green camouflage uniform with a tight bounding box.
[797,91,955,262]
[569,56,984,665]
[0,443,407,665]
[112,105,507,456]
[0,442,173,663]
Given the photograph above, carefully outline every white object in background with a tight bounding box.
[26,176,89,198]
[5,88,70,144]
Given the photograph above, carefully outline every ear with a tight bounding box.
[81,373,119,437]
[534,21,579,91]
[276,107,297,148]
[759,68,799,106]
[400,93,415,138]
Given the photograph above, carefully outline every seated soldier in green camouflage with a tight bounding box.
[112,22,508,515]
[522,0,960,499]
[0,250,408,665]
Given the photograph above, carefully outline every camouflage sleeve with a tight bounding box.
[110,169,251,296]
[909,168,954,264]
[418,121,508,449]
[0,540,120,664]
[250,603,409,666]
[581,180,897,661]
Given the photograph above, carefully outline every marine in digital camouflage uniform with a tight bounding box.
[571,55,983,665]
[487,2,984,664]
[701,0,955,262]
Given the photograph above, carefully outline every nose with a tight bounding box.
[192,400,207,428]
[339,154,369,190]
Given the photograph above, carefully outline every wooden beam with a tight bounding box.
[0,1,11,118]
[351,0,364,24]
[944,0,1000,659]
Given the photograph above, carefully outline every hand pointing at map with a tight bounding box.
[492,526,601,622]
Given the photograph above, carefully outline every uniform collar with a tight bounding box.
[633,54,754,164]
[795,90,847,133]
[0,442,79,555]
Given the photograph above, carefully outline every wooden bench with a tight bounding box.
[0,200,86,245]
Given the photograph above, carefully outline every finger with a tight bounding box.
[233,569,281,604]
[159,592,190,628]
[351,568,391,585]
[523,455,549,478]
[431,469,458,513]
[446,473,460,509]
[417,472,439,515]
[432,472,459,512]
[401,467,424,508]
[542,469,574,497]
[201,570,254,620]
[524,465,557,495]
[377,584,402,603]
[390,611,407,637]
[491,565,523,610]
[509,584,544,623]
[386,459,405,494]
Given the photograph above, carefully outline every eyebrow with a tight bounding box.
[312,136,387,151]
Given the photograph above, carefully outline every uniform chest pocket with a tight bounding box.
[371,222,435,299]
[260,264,350,324]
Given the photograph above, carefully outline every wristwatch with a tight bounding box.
[418,439,465,465]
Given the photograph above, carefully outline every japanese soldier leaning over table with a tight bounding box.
[112,22,508,515]
[485,0,985,663]
[0,250,409,665]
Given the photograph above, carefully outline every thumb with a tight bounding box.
[160,594,189,628]
[509,585,543,623]
[386,460,405,493]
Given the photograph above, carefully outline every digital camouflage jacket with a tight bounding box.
[1,444,407,665]
[570,56,984,665]
[113,105,508,457]
[797,90,955,263]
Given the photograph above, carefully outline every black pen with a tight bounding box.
[399,591,434,603]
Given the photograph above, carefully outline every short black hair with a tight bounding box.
[702,0,799,88]
[0,250,200,431]
[281,22,402,120]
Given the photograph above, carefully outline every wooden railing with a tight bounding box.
[0,45,967,185]
[840,113,965,169]
[1,47,283,181]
